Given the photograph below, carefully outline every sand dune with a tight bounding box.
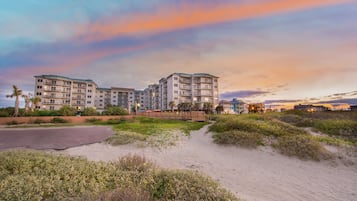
[63,124,357,201]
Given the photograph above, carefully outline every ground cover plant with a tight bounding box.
[209,114,336,160]
[105,117,208,146]
[0,150,239,201]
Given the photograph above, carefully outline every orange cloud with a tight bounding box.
[79,0,349,41]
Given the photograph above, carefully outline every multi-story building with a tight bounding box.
[158,73,219,111]
[144,84,160,110]
[95,88,111,111]
[34,73,219,112]
[34,75,97,111]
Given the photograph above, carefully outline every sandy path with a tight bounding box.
[63,124,357,201]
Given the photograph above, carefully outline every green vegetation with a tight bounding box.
[58,105,77,116]
[102,106,129,116]
[209,114,333,160]
[103,117,208,146]
[0,151,239,201]
[83,107,99,116]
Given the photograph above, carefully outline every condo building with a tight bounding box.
[157,73,219,111]
[34,75,97,111]
[34,73,219,112]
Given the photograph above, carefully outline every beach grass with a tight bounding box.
[0,150,240,201]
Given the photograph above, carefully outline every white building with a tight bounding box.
[158,73,219,111]
[34,75,97,111]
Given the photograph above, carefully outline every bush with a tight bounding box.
[151,170,238,201]
[58,105,77,116]
[83,107,98,116]
[0,107,14,117]
[213,131,264,148]
[0,151,240,201]
[31,110,59,116]
[107,118,126,124]
[0,110,10,117]
[102,106,129,116]
[50,117,70,123]
[273,135,332,161]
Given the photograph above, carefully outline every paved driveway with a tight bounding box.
[0,126,114,150]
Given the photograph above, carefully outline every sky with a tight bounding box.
[1,0,356,108]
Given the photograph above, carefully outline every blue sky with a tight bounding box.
[1,0,356,108]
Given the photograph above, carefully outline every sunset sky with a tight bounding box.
[1,0,356,108]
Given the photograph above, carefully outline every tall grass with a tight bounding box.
[0,150,240,201]
[209,114,335,161]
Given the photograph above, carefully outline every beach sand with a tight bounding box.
[63,124,357,201]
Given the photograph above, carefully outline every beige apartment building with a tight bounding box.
[34,73,219,112]
[34,75,97,111]
[158,73,219,111]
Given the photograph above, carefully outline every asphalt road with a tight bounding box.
[0,126,114,150]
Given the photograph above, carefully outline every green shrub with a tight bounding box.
[32,110,59,116]
[313,119,357,138]
[0,110,10,117]
[0,151,239,201]
[50,117,70,123]
[83,107,98,116]
[213,130,264,148]
[273,135,332,161]
[102,106,129,116]
[151,170,239,201]
[58,105,77,116]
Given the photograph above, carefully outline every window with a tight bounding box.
[88,84,92,87]
[99,104,103,106]
[113,96,116,98]
[87,101,92,104]
[214,79,217,82]
[36,92,42,96]
[87,95,92,98]
[50,99,55,104]
[37,85,42,89]
[174,84,178,87]
[174,77,178,80]
[50,106,54,110]
[88,90,92,93]
[100,95,103,98]
[51,86,56,91]
[78,89,81,93]
[174,90,178,94]
[37,79,43,82]
[51,80,56,85]
[100,91,103,93]
[100,100,103,102]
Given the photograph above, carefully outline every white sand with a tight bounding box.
[63,125,357,201]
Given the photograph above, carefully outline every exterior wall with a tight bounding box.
[34,75,96,111]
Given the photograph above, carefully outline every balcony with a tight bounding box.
[179,78,191,84]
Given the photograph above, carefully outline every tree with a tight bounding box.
[22,93,32,113]
[31,96,41,111]
[192,103,201,111]
[215,105,224,114]
[58,105,77,116]
[6,85,22,117]
[169,101,176,112]
[83,107,98,116]
[203,102,213,114]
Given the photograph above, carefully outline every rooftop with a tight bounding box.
[34,74,95,83]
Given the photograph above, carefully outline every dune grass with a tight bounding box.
[103,117,208,146]
[209,114,334,160]
[0,150,240,201]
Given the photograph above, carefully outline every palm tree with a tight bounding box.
[22,93,31,113]
[169,101,176,112]
[31,96,41,111]
[6,85,22,117]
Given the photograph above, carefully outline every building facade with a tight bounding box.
[34,75,97,111]
[35,73,219,112]
[157,73,219,111]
